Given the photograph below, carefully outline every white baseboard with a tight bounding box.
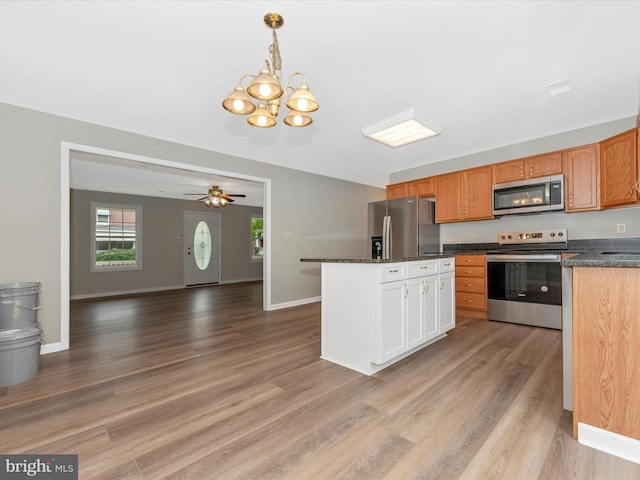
[70,285,185,300]
[268,296,320,310]
[218,277,263,285]
[578,422,640,465]
[40,342,66,355]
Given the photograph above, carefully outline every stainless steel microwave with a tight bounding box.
[492,174,564,216]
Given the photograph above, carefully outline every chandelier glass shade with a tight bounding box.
[222,13,318,128]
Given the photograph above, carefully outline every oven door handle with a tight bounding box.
[487,254,561,262]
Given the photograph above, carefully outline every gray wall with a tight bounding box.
[70,189,263,297]
[390,116,640,244]
[0,102,385,345]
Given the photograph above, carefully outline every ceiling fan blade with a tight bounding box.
[183,193,207,195]
[225,194,246,197]
[224,197,235,203]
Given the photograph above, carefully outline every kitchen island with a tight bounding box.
[300,256,455,375]
[562,252,640,465]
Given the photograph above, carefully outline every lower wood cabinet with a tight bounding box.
[454,254,487,319]
[572,266,640,443]
[320,258,455,375]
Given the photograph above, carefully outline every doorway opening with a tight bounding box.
[58,141,272,354]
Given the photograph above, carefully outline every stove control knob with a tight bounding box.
[507,235,512,240]
[550,232,555,237]
[558,231,564,237]
[500,235,506,240]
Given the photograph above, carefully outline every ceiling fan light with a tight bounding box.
[286,84,318,112]
[222,86,256,115]
[284,109,312,127]
[247,64,283,101]
[248,103,277,128]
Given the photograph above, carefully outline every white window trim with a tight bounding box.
[90,201,143,272]
[250,213,263,263]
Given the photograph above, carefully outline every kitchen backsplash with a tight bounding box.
[440,204,640,245]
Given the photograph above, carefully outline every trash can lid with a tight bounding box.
[0,326,42,342]
[0,282,41,292]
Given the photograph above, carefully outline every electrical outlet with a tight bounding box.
[617,223,626,234]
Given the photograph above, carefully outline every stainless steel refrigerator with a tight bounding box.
[368,197,440,259]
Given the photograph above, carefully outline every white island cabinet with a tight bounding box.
[318,257,455,375]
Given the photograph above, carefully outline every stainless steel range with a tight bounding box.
[486,229,567,329]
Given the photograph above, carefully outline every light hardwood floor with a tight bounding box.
[1,281,639,479]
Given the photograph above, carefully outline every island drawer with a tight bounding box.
[408,260,439,278]
[378,263,407,283]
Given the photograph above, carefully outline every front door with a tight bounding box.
[184,212,220,286]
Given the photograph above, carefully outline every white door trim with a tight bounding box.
[57,141,271,354]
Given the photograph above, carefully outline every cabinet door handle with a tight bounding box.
[568,194,573,207]
[440,280,444,289]
[636,179,640,193]
[464,207,468,217]
[529,165,533,176]
[404,284,408,298]
[630,186,634,197]
[519,166,524,177]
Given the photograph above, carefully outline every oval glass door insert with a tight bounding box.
[193,221,212,270]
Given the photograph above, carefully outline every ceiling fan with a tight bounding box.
[183,185,246,207]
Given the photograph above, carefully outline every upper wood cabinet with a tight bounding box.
[462,166,493,220]
[386,177,435,200]
[434,166,493,223]
[564,144,600,212]
[493,151,564,184]
[434,172,462,223]
[600,128,639,208]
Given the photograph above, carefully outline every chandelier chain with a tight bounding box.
[269,28,282,75]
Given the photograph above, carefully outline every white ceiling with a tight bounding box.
[2,1,640,203]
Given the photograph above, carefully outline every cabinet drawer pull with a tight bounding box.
[465,299,474,303]
[464,259,473,263]
[420,265,429,269]
[464,283,474,287]
[464,270,473,274]
[389,269,399,273]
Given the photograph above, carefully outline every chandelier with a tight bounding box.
[222,12,319,128]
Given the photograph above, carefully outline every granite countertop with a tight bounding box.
[300,254,453,264]
[562,251,640,268]
[302,238,640,266]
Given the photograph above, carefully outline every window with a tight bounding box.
[91,202,142,271]
[250,215,263,261]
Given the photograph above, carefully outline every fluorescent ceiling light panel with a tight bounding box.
[361,108,443,148]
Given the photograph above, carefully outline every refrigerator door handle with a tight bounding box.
[382,216,388,259]
[383,215,392,260]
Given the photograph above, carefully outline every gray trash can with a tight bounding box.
[0,326,42,386]
[0,282,41,329]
